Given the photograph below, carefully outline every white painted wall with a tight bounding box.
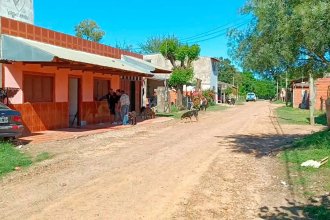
[0,0,34,24]
[144,54,218,100]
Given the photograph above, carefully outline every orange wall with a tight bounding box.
[3,63,119,104]
[55,69,69,102]
[315,78,330,111]
[292,78,330,111]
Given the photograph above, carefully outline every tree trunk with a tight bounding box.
[176,86,183,108]
[309,72,315,125]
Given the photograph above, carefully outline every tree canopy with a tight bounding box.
[217,57,240,84]
[138,36,164,54]
[228,0,330,78]
[228,0,330,124]
[159,37,201,69]
[75,19,105,42]
[234,72,276,99]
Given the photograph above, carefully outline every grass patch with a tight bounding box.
[0,142,32,177]
[156,105,228,119]
[207,105,228,111]
[272,100,285,104]
[276,106,327,126]
[34,152,51,162]
[0,142,52,177]
[280,130,330,201]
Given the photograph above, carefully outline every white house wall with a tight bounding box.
[143,54,218,99]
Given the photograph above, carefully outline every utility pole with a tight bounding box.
[285,72,288,89]
[276,78,279,100]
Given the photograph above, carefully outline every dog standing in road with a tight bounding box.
[181,109,199,121]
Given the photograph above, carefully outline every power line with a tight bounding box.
[179,15,249,42]
[184,21,249,44]
[130,17,250,51]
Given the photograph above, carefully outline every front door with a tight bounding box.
[130,81,136,111]
[69,78,80,127]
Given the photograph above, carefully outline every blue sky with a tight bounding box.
[34,0,249,58]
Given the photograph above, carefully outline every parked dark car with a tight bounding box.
[0,103,24,138]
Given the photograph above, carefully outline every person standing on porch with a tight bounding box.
[119,90,130,124]
[113,89,122,125]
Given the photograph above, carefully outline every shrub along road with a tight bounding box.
[0,101,327,219]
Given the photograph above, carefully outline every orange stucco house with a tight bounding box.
[0,17,167,134]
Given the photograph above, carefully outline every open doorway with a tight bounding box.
[69,77,81,127]
[130,81,136,111]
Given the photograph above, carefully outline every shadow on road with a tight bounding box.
[258,195,330,219]
[216,134,303,158]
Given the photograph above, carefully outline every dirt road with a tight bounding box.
[0,101,318,219]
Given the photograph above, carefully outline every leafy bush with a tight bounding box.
[202,89,216,106]
[169,67,194,88]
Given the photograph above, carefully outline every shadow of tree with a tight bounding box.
[314,114,327,126]
[216,134,303,158]
[259,195,330,219]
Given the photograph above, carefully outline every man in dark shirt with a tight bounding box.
[99,89,117,123]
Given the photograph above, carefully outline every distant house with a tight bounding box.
[290,77,330,111]
[218,81,238,103]
[143,54,219,104]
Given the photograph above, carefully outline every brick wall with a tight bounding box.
[315,78,330,111]
[0,17,143,60]
[292,78,330,111]
[9,102,69,134]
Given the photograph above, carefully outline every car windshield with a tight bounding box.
[0,103,10,110]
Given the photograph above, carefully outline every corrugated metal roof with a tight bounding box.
[0,35,152,75]
[122,55,172,73]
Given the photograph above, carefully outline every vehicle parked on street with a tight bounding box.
[0,103,24,139]
[246,93,257,102]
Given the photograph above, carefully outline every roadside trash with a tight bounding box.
[301,157,329,168]
[280,181,288,187]
[14,167,21,171]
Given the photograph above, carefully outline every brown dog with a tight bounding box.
[128,111,137,125]
[145,107,156,119]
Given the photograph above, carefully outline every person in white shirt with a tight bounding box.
[119,90,130,124]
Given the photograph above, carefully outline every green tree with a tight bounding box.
[238,72,276,100]
[159,36,201,107]
[168,68,194,88]
[138,36,164,54]
[75,19,105,42]
[217,57,239,84]
[228,0,330,125]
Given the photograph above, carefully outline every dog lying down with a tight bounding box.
[181,109,199,121]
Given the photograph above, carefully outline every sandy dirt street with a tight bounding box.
[0,101,320,219]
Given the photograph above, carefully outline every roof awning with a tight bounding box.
[121,55,172,74]
[0,35,153,77]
